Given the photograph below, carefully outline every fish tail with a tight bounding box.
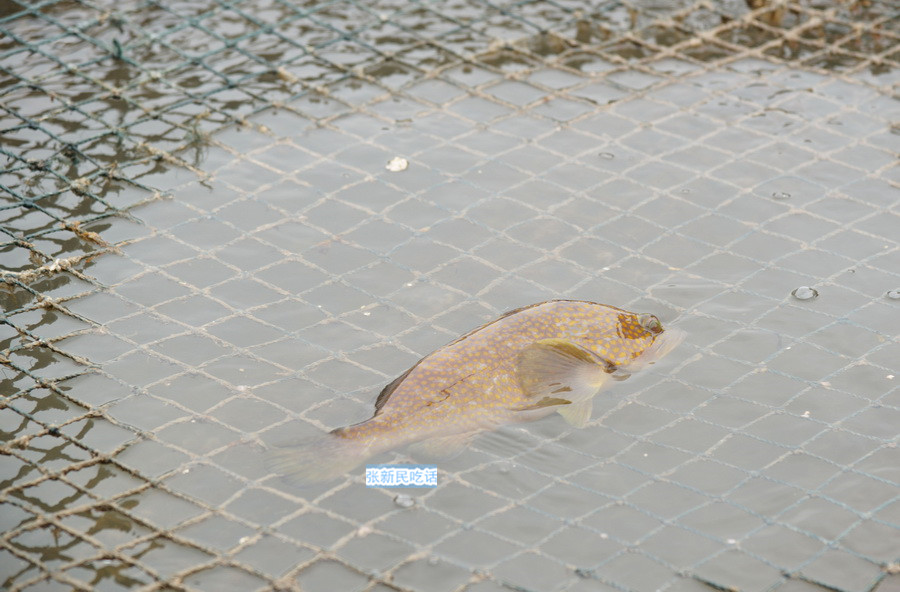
[265,432,367,487]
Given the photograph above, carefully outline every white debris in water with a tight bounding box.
[394,494,415,508]
[386,156,408,172]
[791,286,818,301]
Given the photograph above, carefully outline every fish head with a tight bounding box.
[616,311,662,343]
[615,311,683,370]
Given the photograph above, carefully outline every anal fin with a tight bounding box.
[408,431,478,459]
[556,400,593,428]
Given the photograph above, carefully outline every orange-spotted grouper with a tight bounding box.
[266,300,683,485]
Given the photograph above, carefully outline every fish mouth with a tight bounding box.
[625,327,685,373]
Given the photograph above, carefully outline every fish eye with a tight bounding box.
[638,314,662,334]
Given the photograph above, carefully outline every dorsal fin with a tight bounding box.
[439,302,550,349]
[374,366,414,413]
[371,308,544,414]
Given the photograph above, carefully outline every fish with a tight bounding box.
[266,299,683,485]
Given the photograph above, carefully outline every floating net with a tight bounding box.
[1,1,898,591]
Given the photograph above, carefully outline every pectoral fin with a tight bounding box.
[515,339,615,424]
[517,397,572,411]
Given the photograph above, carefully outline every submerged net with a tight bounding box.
[1,1,898,591]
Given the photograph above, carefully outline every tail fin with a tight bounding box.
[265,433,367,487]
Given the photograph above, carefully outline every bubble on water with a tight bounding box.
[496,460,513,474]
[394,494,415,508]
[386,156,408,172]
[598,152,615,160]
[772,191,791,199]
[791,286,818,301]
[887,289,900,300]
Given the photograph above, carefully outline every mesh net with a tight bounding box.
[1,1,898,591]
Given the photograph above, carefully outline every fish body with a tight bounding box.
[267,300,682,484]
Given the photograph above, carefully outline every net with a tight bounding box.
[1,1,898,591]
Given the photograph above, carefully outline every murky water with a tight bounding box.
[2,1,899,591]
